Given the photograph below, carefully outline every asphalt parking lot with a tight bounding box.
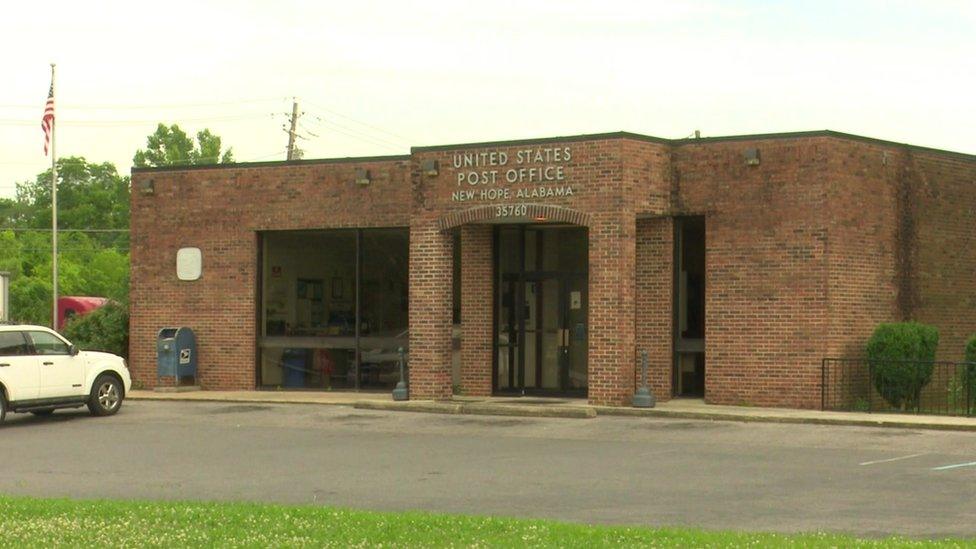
[2,400,975,538]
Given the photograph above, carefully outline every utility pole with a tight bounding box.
[285,98,301,161]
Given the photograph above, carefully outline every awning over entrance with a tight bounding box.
[437,204,591,231]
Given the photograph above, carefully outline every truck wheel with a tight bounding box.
[0,391,6,423]
[87,375,123,417]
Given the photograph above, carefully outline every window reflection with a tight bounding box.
[260,228,408,390]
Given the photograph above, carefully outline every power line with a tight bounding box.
[302,114,403,149]
[303,116,405,152]
[0,244,130,250]
[303,99,415,143]
[305,112,410,147]
[0,113,272,127]
[240,149,289,162]
[0,97,283,111]
[0,228,129,233]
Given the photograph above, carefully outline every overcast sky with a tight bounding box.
[1,0,973,197]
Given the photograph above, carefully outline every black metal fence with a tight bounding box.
[821,358,976,416]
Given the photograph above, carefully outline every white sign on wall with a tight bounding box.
[176,247,202,281]
[449,146,576,208]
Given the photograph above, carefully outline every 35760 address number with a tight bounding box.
[495,204,528,218]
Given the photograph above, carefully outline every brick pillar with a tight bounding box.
[460,225,493,396]
[635,217,673,402]
[408,221,454,400]
[587,213,637,406]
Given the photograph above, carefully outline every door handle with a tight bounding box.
[0,363,9,367]
[43,361,54,366]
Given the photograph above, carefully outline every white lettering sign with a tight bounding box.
[449,146,574,203]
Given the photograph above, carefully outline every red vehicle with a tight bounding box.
[57,296,109,330]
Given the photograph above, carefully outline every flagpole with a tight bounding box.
[50,63,58,330]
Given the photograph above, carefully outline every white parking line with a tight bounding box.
[932,461,976,471]
[859,453,925,466]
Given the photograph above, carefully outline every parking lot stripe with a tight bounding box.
[859,453,925,466]
[931,461,976,471]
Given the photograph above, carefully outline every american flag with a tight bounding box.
[41,78,55,156]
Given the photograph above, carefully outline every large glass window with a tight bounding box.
[359,229,409,390]
[259,228,408,391]
[674,216,706,397]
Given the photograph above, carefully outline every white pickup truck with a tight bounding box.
[0,325,131,423]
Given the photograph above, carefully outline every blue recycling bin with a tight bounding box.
[281,348,307,388]
[156,327,197,385]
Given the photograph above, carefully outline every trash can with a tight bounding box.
[281,348,307,388]
[157,327,197,386]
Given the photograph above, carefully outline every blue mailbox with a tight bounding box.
[157,327,197,385]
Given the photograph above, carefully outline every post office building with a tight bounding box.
[129,130,976,408]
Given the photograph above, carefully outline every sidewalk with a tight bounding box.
[128,390,976,432]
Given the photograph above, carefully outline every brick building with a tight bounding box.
[129,130,976,408]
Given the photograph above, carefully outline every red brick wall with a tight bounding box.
[413,137,671,405]
[587,212,638,405]
[822,140,899,360]
[635,217,674,401]
[907,151,976,361]
[672,138,831,408]
[129,158,411,389]
[407,220,454,400]
[459,225,493,396]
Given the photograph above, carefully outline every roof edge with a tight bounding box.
[410,131,671,153]
[673,130,976,161]
[130,154,412,175]
[130,130,976,174]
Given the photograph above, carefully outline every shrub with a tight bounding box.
[865,322,939,411]
[61,301,129,358]
[964,336,976,413]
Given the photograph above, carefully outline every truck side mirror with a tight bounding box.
[69,344,79,356]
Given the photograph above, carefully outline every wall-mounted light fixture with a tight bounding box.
[422,159,439,177]
[355,168,371,186]
[744,148,761,166]
[137,179,155,195]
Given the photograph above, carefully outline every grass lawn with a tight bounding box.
[0,496,971,548]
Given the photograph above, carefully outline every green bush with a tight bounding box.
[866,322,939,411]
[61,301,129,358]
[964,336,976,413]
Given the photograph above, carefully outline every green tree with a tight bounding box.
[1,123,229,328]
[14,157,129,249]
[0,158,131,325]
[133,123,234,168]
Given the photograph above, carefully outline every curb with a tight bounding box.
[354,400,596,419]
[592,407,976,432]
[128,394,976,431]
[127,394,354,407]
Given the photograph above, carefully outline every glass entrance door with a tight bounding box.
[494,226,587,396]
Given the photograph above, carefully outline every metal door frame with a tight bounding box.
[492,225,587,397]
